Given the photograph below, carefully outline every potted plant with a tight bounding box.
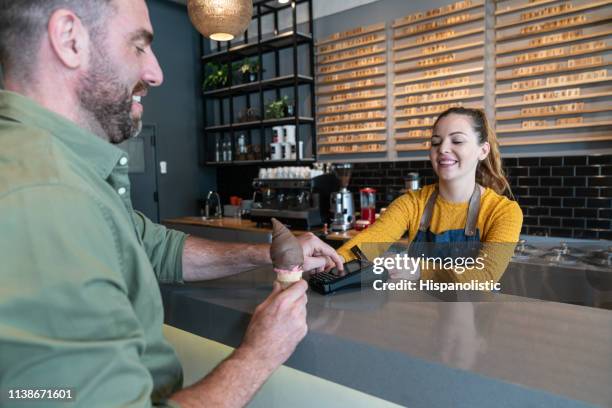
[265,96,288,119]
[234,58,261,83]
[265,96,296,119]
[203,62,228,91]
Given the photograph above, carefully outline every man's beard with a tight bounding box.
[77,49,143,144]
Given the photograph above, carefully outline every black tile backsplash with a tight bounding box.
[564,177,586,187]
[540,197,561,207]
[576,166,599,176]
[551,208,572,217]
[348,154,612,240]
[589,155,612,165]
[574,208,598,218]
[590,176,612,187]
[541,157,562,166]
[564,156,587,165]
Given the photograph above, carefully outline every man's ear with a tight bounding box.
[47,9,88,69]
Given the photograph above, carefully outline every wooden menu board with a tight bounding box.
[315,22,388,156]
[495,0,612,146]
[393,0,486,153]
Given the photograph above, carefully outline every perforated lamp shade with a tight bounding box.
[187,0,253,41]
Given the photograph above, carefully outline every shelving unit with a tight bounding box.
[391,0,485,155]
[199,0,611,165]
[201,31,313,63]
[201,0,316,166]
[205,117,314,132]
[315,22,388,157]
[495,0,612,147]
[203,74,313,98]
[204,158,316,166]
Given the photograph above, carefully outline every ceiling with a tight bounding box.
[167,0,380,19]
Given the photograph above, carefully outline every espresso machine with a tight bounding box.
[250,173,338,230]
[330,163,355,231]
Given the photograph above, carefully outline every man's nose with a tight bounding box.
[142,50,164,87]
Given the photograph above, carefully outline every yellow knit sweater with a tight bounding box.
[337,184,523,283]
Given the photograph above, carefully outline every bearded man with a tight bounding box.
[0,1,343,406]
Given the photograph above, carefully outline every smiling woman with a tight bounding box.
[337,107,523,283]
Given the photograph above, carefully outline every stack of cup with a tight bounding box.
[271,126,283,160]
[283,125,296,160]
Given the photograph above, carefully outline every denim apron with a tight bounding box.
[409,184,482,260]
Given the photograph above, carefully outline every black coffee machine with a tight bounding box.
[250,173,339,230]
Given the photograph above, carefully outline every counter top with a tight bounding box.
[161,267,612,407]
[163,216,361,241]
[323,229,360,241]
[164,218,612,249]
[163,216,320,236]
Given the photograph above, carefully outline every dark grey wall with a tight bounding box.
[146,0,216,219]
[314,0,450,39]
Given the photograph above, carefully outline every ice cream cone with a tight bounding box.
[270,218,304,289]
[275,265,303,289]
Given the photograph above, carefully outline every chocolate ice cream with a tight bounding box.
[270,218,304,288]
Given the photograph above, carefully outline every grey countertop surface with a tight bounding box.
[161,266,612,407]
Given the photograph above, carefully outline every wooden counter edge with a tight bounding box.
[163,216,323,236]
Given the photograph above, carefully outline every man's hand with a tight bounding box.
[169,281,309,407]
[297,232,344,273]
[239,280,309,372]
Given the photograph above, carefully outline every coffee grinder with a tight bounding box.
[330,163,355,231]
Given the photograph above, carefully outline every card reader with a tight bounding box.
[308,245,388,295]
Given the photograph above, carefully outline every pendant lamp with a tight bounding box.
[187,0,253,42]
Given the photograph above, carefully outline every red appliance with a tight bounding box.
[359,188,377,226]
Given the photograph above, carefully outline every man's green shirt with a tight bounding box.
[0,91,187,406]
